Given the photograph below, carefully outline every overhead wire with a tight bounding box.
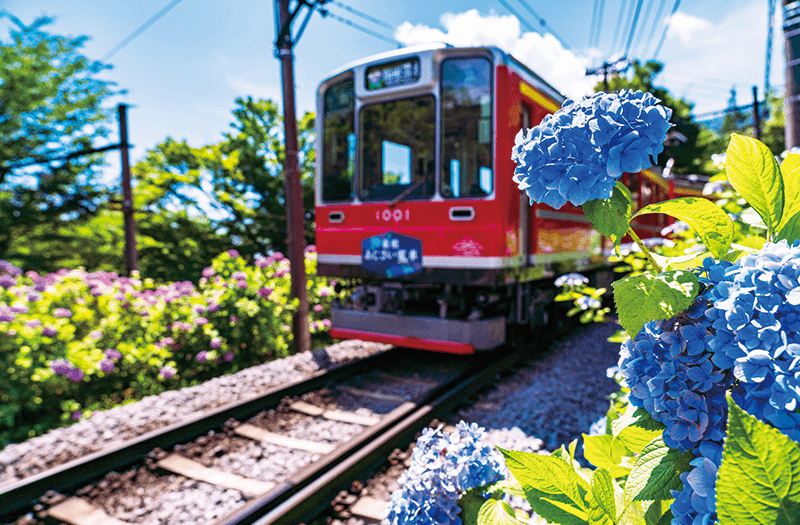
[588,0,600,48]
[593,0,606,49]
[623,0,645,57]
[610,0,629,56]
[629,0,655,57]
[639,0,668,58]
[514,1,572,50]
[101,0,187,62]
[617,0,637,55]
[331,0,394,31]
[319,6,401,47]
[651,0,681,61]
[496,0,539,34]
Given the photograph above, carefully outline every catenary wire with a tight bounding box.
[610,0,629,57]
[629,0,655,57]
[651,0,681,61]
[618,0,637,55]
[320,8,401,46]
[593,0,606,49]
[514,1,572,49]
[639,0,667,58]
[496,0,539,34]
[589,0,600,48]
[331,0,394,31]
[101,0,187,62]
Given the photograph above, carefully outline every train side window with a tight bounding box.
[321,78,355,202]
[440,57,493,199]
[382,141,412,185]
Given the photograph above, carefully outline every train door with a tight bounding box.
[519,104,532,266]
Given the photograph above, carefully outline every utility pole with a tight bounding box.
[118,104,138,275]
[783,0,800,148]
[752,86,762,141]
[275,0,313,352]
[585,57,631,92]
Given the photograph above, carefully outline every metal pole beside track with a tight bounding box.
[118,104,138,275]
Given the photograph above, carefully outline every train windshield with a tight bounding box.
[321,78,355,202]
[359,95,436,202]
[440,57,493,198]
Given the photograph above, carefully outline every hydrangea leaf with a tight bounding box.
[777,210,800,244]
[632,197,734,260]
[583,434,633,478]
[781,153,800,177]
[612,270,700,338]
[725,133,784,235]
[643,501,672,525]
[585,467,617,525]
[477,499,523,525]
[582,182,632,246]
[779,164,800,232]
[624,436,693,503]
[499,447,589,525]
[485,478,527,499]
[458,488,487,525]
[611,405,665,454]
[715,396,800,525]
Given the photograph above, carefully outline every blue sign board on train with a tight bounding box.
[361,232,423,278]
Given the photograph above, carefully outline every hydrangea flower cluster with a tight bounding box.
[618,299,730,450]
[554,273,589,287]
[512,90,672,208]
[702,240,800,442]
[670,440,722,525]
[385,421,502,525]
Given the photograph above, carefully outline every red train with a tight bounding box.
[314,43,700,354]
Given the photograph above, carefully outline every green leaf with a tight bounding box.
[485,478,527,499]
[500,447,590,525]
[612,405,666,453]
[477,499,523,525]
[459,488,487,525]
[716,395,800,525]
[586,468,617,525]
[612,270,700,338]
[779,161,800,232]
[583,182,633,246]
[633,197,734,260]
[583,434,632,478]
[778,210,800,244]
[624,436,693,503]
[725,133,784,234]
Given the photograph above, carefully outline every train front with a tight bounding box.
[314,44,546,354]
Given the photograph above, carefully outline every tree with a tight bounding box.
[597,60,723,175]
[0,13,120,267]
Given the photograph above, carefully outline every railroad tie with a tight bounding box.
[337,385,409,403]
[46,497,126,525]
[350,496,388,522]
[289,400,381,426]
[156,454,274,497]
[234,423,336,454]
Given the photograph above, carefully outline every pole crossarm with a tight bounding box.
[273,0,327,55]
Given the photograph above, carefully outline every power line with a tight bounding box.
[319,8,401,47]
[617,0,637,55]
[331,0,394,31]
[610,0,629,56]
[589,0,600,48]
[514,1,572,50]
[629,0,655,56]
[660,72,740,88]
[593,0,606,49]
[101,0,187,62]
[623,0,645,57]
[640,0,667,58]
[496,0,539,34]
[651,0,681,61]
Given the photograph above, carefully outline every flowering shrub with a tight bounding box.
[0,246,342,445]
[400,88,800,525]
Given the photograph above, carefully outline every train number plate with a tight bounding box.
[361,232,423,278]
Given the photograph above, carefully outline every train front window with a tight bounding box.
[440,57,493,199]
[359,95,436,202]
[321,78,355,202]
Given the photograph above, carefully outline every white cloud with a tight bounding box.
[225,74,282,102]
[666,12,713,45]
[395,9,596,100]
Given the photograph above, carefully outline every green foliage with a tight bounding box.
[611,405,665,454]
[583,183,632,246]
[0,14,119,267]
[716,396,800,525]
[624,437,693,503]
[0,249,342,446]
[612,270,699,338]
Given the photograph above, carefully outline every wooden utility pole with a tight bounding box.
[118,104,138,275]
[276,0,311,352]
[752,86,762,141]
[783,0,800,148]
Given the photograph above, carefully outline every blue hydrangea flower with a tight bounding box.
[555,273,589,287]
[512,90,672,208]
[385,421,503,525]
[618,298,731,450]
[702,241,800,442]
[670,440,722,525]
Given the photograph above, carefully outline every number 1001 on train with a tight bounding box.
[314,43,688,354]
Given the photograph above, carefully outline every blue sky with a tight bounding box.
[0,0,785,173]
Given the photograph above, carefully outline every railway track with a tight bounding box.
[2,343,526,525]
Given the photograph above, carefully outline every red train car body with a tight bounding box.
[314,44,697,354]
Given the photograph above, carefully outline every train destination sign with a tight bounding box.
[365,58,421,90]
[361,232,423,278]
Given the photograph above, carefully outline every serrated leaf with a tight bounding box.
[633,197,734,259]
[485,478,526,499]
[778,210,800,244]
[500,447,590,525]
[779,162,800,232]
[650,251,708,273]
[583,434,632,478]
[459,488,487,525]
[716,396,800,525]
[612,270,700,338]
[624,436,693,503]
[611,406,665,454]
[586,468,617,525]
[725,133,784,234]
[643,501,665,525]
[478,499,523,525]
[583,182,632,245]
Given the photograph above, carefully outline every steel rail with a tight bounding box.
[214,344,524,525]
[0,349,397,519]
